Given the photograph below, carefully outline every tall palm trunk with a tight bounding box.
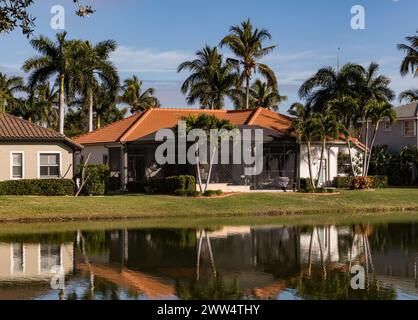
[0,99,5,113]
[363,120,369,177]
[365,122,380,176]
[97,114,101,129]
[195,145,203,192]
[204,145,218,193]
[316,139,326,188]
[347,139,356,176]
[245,74,250,109]
[59,74,65,135]
[87,87,94,132]
[306,140,316,192]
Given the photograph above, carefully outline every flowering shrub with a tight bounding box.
[351,176,373,190]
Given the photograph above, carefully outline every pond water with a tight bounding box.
[0,222,417,300]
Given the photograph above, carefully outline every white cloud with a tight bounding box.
[110,46,193,73]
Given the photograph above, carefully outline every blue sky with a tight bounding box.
[0,0,417,114]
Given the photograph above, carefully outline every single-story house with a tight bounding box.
[74,108,365,191]
[0,112,82,181]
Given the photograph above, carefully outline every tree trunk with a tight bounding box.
[88,87,94,132]
[0,99,5,113]
[59,74,65,135]
[195,145,203,192]
[347,139,356,176]
[365,122,380,177]
[306,140,316,192]
[363,120,369,177]
[245,75,250,110]
[204,145,218,193]
[97,114,101,129]
[316,138,326,189]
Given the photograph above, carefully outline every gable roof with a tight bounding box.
[0,112,83,150]
[394,102,418,119]
[74,107,295,145]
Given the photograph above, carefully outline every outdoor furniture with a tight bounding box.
[274,177,290,192]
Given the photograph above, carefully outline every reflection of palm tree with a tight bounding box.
[196,229,217,281]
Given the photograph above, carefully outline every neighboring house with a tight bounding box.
[360,102,418,153]
[74,107,365,191]
[0,112,82,181]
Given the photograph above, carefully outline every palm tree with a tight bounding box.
[120,75,160,113]
[398,30,418,78]
[183,114,235,192]
[399,89,418,103]
[249,79,287,111]
[299,63,363,113]
[26,82,59,129]
[364,100,395,176]
[357,63,395,176]
[75,40,119,132]
[220,19,277,109]
[0,72,25,113]
[178,46,239,109]
[94,84,126,129]
[22,32,81,134]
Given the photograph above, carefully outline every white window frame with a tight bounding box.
[37,151,62,179]
[10,243,26,275]
[10,151,24,180]
[403,120,416,137]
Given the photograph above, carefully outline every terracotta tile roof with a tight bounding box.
[0,112,82,150]
[74,107,295,144]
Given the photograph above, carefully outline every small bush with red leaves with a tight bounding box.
[350,176,373,190]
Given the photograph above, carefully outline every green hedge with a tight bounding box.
[77,164,110,196]
[0,179,74,196]
[333,176,388,189]
[299,178,315,193]
[128,175,196,195]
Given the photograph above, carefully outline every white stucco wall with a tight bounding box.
[78,144,109,165]
[299,142,363,186]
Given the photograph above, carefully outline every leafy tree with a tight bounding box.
[120,75,160,112]
[220,19,277,109]
[74,40,119,132]
[249,79,287,111]
[178,46,239,110]
[0,72,24,113]
[183,114,235,192]
[399,89,418,103]
[25,82,59,129]
[398,29,418,78]
[0,0,94,37]
[23,32,82,134]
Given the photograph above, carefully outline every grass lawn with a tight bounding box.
[1,188,418,223]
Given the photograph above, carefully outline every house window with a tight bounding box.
[40,244,61,273]
[337,153,351,175]
[403,120,416,137]
[11,152,23,179]
[384,121,392,132]
[39,153,61,178]
[12,244,24,274]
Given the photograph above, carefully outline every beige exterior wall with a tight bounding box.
[0,243,74,280]
[0,142,75,181]
[78,144,109,166]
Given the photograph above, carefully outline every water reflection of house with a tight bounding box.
[0,243,74,280]
[299,226,340,264]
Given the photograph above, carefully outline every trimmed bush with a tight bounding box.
[299,178,315,193]
[203,190,223,197]
[0,179,74,196]
[370,176,388,189]
[333,176,352,189]
[77,164,110,196]
[128,175,196,195]
[351,176,373,190]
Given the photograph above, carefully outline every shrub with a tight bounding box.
[0,179,74,196]
[370,176,388,189]
[188,190,203,197]
[77,164,110,196]
[129,175,196,195]
[299,178,315,193]
[351,176,373,190]
[333,176,352,189]
[203,190,223,197]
